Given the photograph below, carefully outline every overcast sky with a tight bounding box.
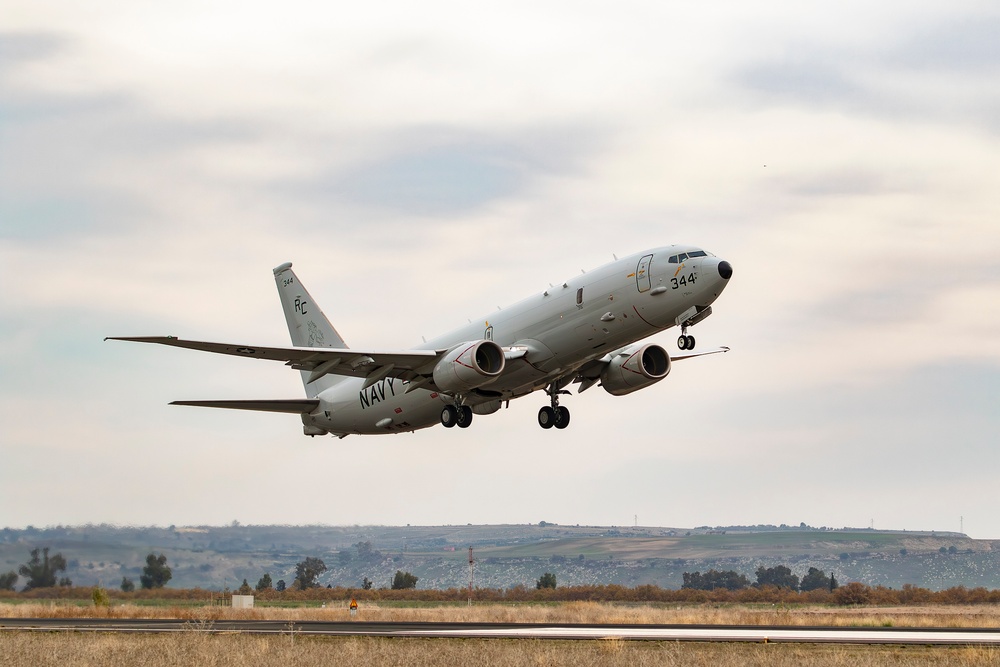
[3,2,999,537]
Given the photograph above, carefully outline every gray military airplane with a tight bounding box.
[109,245,732,436]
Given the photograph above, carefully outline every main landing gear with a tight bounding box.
[440,404,473,429]
[677,325,696,351]
[538,383,571,430]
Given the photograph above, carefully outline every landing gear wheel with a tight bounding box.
[554,406,571,429]
[457,405,473,428]
[440,405,458,428]
[677,335,688,350]
[538,406,555,429]
[685,335,695,350]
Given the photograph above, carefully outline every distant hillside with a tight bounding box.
[1,524,995,592]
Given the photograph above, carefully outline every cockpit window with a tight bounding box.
[669,250,710,263]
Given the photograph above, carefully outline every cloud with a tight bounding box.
[736,57,864,108]
[891,18,1000,72]
[283,124,603,216]
[730,13,1000,134]
[0,31,66,64]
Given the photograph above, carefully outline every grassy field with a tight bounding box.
[4,602,1000,666]
[4,633,1000,667]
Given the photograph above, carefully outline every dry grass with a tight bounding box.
[4,602,1000,666]
[2,633,1000,667]
[4,600,1000,628]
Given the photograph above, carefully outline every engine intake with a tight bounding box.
[600,343,671,396]
[432,340,506,394]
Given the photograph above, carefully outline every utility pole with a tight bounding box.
[468,546,474,607]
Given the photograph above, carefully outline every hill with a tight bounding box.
[1,524,995,592]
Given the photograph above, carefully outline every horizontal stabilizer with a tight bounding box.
[170,399,320,414]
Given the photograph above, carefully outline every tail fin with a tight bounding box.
[273,262,348,397]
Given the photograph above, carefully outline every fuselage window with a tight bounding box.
[576,287,584,306]
[668,255,678,264]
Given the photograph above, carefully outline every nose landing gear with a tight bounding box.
[677,325,696,351]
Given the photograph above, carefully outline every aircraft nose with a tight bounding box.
[718,260,733,280]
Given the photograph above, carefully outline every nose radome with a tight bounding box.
[718,260,733,280]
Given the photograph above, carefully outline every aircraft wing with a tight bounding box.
[670,346,730,361]
[106,336,442,386]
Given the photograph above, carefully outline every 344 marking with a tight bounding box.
[671,273,697,289]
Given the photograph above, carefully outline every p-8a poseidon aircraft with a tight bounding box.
[109,245,732,436]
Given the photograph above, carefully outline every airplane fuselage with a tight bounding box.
[303,245,731,435]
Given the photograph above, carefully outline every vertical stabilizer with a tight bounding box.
[273,263,348,396]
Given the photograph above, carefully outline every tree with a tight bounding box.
[294,557,327,590]
[755,565,799,590]
[536,572,557,589]
[92,586,110,607]
[275,579,286,592]
[391,570,419,590]
[682,570,749,591]
[238,579,252,595]
[120,577,135,593]
[800,567,832,592]
[0,571,17,591]
[362,577,373,590]
[140,553,172,589]
[18,547,68,590]
[256,573,273,591]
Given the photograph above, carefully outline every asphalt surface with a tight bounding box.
[4,618,1000,644]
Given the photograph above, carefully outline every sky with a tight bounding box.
[2,2,999,537]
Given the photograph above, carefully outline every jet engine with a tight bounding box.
[432,340,506,394]
[600,343,671,396]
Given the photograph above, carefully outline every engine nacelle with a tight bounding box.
[600,343,671,396]
[432,340,506,394]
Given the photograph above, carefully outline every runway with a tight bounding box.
[4,618,1000,645]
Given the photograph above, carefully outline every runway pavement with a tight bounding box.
[4,618,1000,645]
